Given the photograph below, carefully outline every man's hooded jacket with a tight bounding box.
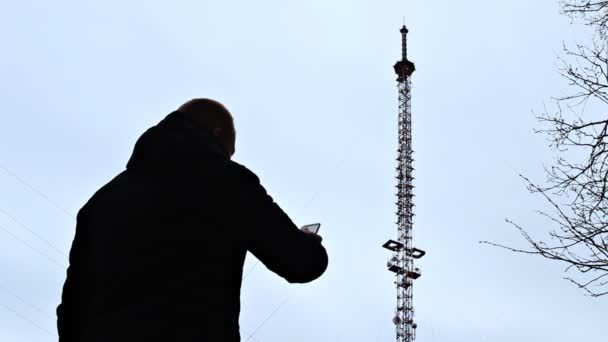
[56,111,329,341]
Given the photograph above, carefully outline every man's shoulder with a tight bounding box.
[223,160,260,184]
[75,170,130,216]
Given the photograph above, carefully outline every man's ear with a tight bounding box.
[212,127,223,137]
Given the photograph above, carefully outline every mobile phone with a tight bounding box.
[300,223,321,234]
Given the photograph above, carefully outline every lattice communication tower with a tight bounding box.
[383,25,426,342]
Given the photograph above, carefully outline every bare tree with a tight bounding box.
[483,1,608,297]
[562,0,608,35]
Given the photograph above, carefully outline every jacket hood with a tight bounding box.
[126,111,229,171]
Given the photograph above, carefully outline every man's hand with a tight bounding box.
[302,230,323,243]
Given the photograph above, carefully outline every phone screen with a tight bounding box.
[301,223,321,234]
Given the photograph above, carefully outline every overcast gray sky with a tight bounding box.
[0,0,606,341]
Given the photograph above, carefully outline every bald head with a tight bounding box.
[177,98,236,157]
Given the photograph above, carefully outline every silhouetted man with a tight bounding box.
[56,99,328,341]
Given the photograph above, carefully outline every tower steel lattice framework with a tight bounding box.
[383,25,425,342]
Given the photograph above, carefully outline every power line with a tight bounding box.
[241,329,262,342]
[300,156,347,210]
[0,222,66,269]
[0,282,55,321]
[0,163,75,220]
[244,295,292,342]
[0,301,56,337]
[242,261,260,280]
[0,163,68,338]
[0,207,68,258]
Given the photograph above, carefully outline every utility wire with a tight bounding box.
[0,163,75,220]
[244,295,292,342]
[0,301,56,337]
[0,283,55,321]
[0,163,69,338]
[0,207,68,258]
[242,261,260,280]
[0,163,71,268]
[0,223,66,269]
[241,329,262,342]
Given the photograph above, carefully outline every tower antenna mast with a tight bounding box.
[383,25,425,342]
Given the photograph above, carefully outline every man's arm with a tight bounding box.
[225,162,328,283]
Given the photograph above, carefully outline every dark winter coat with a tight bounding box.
[56,111,328,341]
